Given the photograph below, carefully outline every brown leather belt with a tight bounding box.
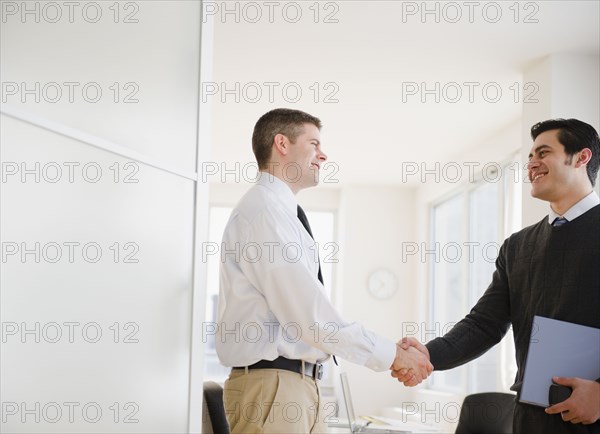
[233,356,323,380]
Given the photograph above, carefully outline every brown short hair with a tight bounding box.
[252,108,322,170]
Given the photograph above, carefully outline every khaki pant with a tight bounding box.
[223,368,329,433]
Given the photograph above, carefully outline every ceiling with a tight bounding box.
[206,1,599,186]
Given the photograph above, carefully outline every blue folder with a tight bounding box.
[520,315,600,407]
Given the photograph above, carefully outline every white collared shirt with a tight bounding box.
[548,191,600,224]
[216,172,395,371]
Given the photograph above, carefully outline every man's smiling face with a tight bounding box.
[286,123,327,191]
[528,129,580,203]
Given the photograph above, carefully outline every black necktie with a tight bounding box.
[297,205,337,365]
[297,205,323,285]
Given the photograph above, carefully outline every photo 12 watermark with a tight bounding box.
[202,321,340,346]
[1,82,140,104]
[398,401,462,424]
[400,1,540,24]
[200,161,339,184]
[2,321,140,344]
[401,81,540,104]
[1,241,140,264]
[201,241,339,264]
[399,161,530,184]
[401,241,501,264]
[202,1,340,24]
[201,81,340,104]
[1,1,140,24]
[1,161,140,184]
[1,401,140,424]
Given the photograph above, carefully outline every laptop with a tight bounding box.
[334,373,439,434]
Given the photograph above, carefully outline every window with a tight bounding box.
[430,193,467,392]
[429,158,520,394]
[203,206,336,383]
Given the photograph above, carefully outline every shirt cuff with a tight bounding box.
[363,334,396,372]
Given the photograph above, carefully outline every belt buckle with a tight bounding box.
[313,363,323,380]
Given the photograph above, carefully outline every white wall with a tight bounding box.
[334,186,417,416]
[1,2,204,432]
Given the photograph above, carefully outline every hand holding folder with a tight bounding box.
[544,376,600,425]
[548,382,572,405]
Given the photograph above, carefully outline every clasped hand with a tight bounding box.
[390,337,433,386]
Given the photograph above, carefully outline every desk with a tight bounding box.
[327,415,441,433]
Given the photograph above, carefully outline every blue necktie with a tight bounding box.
[552,217,568,227]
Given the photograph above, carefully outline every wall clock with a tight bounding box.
[367,269,398,300]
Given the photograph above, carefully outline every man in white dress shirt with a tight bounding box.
[216,108,432,433]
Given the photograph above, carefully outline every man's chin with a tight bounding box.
[530,187,549,201]
[295,180,318,192]
[305,175,320,188]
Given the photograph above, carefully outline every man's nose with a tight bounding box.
[318,149,327,162]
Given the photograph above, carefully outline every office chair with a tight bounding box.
[455,392,515,434]
[202,381,230,434]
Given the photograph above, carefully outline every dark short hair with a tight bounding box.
[252,108,322,170]
[531,118,600,186]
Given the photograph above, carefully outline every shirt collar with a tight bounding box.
[256,171,298,215]
[548,191,600,224]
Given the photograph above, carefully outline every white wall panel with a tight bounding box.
[1,114,195,432]
[1,1,200,174]
[1,1,204,431]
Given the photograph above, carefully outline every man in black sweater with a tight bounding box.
[394,118,600,433]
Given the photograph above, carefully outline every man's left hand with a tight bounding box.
[545,377,600,424]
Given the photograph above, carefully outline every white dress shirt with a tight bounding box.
[548,191,600,224]
[216,172,395,371]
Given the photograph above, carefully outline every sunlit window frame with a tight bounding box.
[428,154,521,394]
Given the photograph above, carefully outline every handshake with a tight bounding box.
[390,337,433,386]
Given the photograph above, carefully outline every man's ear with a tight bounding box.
[273,133,288,156]
[575,148,592,168]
